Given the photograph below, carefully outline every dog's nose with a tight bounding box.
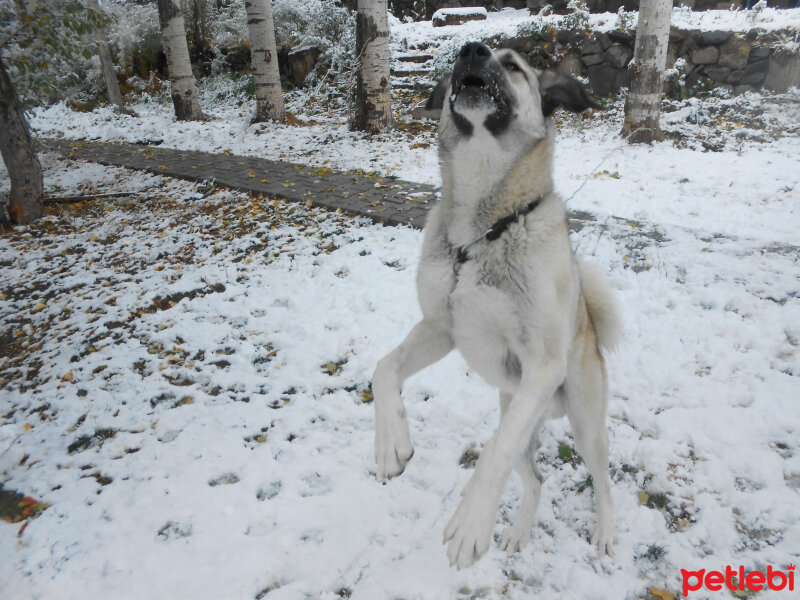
[458,42,491,66]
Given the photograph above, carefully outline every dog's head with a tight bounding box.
[436,42,598,154]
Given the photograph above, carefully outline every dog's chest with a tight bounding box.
[448,260,526,392]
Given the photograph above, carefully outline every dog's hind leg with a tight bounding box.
[498,390,544,555]
[564,349,617,556]
[373,320,453,480]
[444,361,564,569]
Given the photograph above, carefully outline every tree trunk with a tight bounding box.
[621,0,671,143]
[0,55,43,225]
[350,0,393,134]
[156,0,203,121]
[244,0,285,122]
[87,0,125,111]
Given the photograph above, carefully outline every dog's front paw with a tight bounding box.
[500,522,531,556]
[592,519,617,557]
[443,489,495,569]
[374,403,414,480]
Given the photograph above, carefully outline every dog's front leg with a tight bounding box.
[373,320,453,479]
[443,361,564,569]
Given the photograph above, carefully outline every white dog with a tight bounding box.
[372,42,622,569]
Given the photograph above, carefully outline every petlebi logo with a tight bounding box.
[681,564,795,597]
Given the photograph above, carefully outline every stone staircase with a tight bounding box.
[390,47,437,96]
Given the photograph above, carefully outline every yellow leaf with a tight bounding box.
[649,588,675,600]
[24,423,32,431]
[32,302,46,313]
[260,178,269,183]
[61,371,74,383]
[638,491,649,504]
[248,171,256,178]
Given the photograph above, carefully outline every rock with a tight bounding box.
[606,30,633,47]
[581,52,606,67]
[726,69,744,84]
[556,49,583,77]
[763,49,800,93]
[287,46,321,87]
[582,36,604,56]
[697,31,732,46]
[690,46,719,65]
[597,33,612,51]
[748,46,771,62]
[669,27,689,45]
[718,37,751,70]
[702,65,731,81]
[613,67,631,89]
[586,64,618,96]
[607,45,633,69]
[666,44,679,70]
[500,36,536,53]
[432,7,488,27]
[557,29,586,47]
[734,84,758,95]
[739,59,768,86]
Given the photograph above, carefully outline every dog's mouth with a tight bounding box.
[461,75,487,89]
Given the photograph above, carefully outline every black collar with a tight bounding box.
[454,195,544,264]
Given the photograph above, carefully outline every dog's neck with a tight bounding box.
[440,132,555,247]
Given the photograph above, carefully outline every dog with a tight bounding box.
[372,42,622,569]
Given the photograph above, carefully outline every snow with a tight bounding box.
[432,7,489,20]
[3,11,800,600]
[392,7,800,50]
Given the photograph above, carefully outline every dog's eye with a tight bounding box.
[504,62,520,72]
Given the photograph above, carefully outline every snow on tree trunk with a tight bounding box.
[87,0,125,111]
[350,0,393,134]
[621,0,671,144]
[0,55,43,225]
[244,0,285,122]
[156,0,203,121]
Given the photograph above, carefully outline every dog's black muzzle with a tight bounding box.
[449,42,514,136]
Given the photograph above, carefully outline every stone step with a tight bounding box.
[391,80,435,90]
[390,67,431,77]
[395,53,434,63]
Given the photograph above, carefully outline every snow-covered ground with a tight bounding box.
[2,10,800,600]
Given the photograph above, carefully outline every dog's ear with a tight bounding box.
[538,71,600,116]
[425,74,452,111]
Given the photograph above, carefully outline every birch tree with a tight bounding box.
[244,0,285,122]
[86,0,125,111]
[156,0,203,121]
[350,0,392,133]
[620,0,671,143]
[0,54,43,225]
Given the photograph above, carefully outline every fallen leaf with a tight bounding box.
[649,587,675,600]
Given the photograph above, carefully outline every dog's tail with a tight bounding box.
[578,259,623,355]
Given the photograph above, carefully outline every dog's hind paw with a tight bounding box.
[374,407,414,480]
[500,523,531,556]
[443,490,495,569]
[592,521,617,557]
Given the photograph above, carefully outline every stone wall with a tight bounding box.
[388,0,798,18]
[494,26,800,96]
